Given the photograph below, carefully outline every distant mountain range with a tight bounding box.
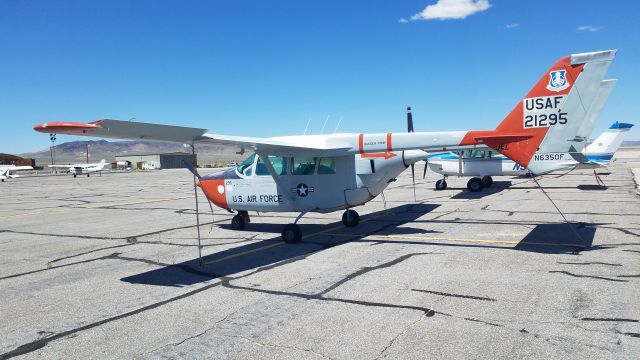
[20,140,244,166]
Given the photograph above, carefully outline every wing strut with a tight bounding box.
[190,143,203,266]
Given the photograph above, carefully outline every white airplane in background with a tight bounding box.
[426,121,633,190]
[423,78,630,191]
[0,165,33,182]
[34,50,616,242]
[49,159,106,178]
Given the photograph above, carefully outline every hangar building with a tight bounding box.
[114,152,196,170]
[0,153,35,167]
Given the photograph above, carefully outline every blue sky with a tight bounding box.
[1,0,639,153]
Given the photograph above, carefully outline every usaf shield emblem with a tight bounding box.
[546,70,569,92]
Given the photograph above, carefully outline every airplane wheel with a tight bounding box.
[481,176,493,187]
[87,174,90,177]
[231,214,246,230]
[73,174,77,178]
[435,179,447,190]
[342,209,360,227]
[1,179,4,182]
[467,177,483,192]
[282,224,302,243]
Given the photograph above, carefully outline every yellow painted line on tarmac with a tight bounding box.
[369,234,584,248]
[204,242,284,265]
[82,196,191,209]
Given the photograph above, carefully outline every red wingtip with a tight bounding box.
[33,122,102,134]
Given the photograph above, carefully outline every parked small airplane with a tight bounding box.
[34,50,616,242]
[426,120,633,191]
[49,159,106,177]
[0,165,33,182]
[423,78,630,191]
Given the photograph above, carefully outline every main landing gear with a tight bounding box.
[466,176,493,192]
[231,209,361,244]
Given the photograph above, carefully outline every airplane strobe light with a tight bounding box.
[34,50,617,243]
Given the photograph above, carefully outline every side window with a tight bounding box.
[256,156,288,176]
[318,157,336,174]
[292,157,317,175]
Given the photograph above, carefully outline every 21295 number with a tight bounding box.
[524,112,567,128]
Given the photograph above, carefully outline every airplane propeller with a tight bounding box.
[407,106,417,201]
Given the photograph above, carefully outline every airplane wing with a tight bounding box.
[34,119,359,156]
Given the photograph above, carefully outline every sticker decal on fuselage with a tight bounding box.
[225,179,283,208]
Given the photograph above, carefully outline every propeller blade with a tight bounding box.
[411,163,416,202]
[407,106,414,133]
[423,160,428,179]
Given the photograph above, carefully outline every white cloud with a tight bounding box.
[398,18,409,23]
[577,25,602,32]
[505,23,519,29]
[410,0,492,21]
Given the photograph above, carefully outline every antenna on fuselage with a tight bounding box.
[303,118,311,135]
[333,116,343,133]
[320,115,330,134]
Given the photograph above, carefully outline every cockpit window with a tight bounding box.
[256,155,288,176]
[237,153,256,177]
[317,157,336,174]
[291,157,317,175]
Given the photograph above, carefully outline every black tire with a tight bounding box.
[282,224,302,243]
[231,214,246,230]
[467,177,483,192]
[73,174,77,178]
[481,176,493,187]
[341,209,360,227]
[435,179,447,190]
[87,174,90,177]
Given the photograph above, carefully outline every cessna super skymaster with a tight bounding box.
[34,50,616,242]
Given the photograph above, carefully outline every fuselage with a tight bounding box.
[197,150,426,213]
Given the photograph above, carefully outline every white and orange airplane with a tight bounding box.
[34,50,616,242]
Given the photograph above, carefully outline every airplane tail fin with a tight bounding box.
[98,159,106,170]
[461,50,616,175]
[584,122,634,164]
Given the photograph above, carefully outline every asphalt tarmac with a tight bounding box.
[1,158,639,359]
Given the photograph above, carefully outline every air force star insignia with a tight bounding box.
[293,183,315,197]
[546,70,569,92]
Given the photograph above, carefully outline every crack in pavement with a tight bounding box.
[556,261,622,267]
[375,313,426,359]
[215,333,334,359]
[549,271,628,283]
[581,318,638,322]
[0,280,223,360]
[410,288,496,302]
[317,252,439,296]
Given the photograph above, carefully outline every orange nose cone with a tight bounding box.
[198,179,228,209]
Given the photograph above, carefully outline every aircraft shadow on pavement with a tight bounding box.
[514,222,596,254]
[450,181,512,200]
[120,204,440,287]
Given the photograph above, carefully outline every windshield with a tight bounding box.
[236,153,256,177]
